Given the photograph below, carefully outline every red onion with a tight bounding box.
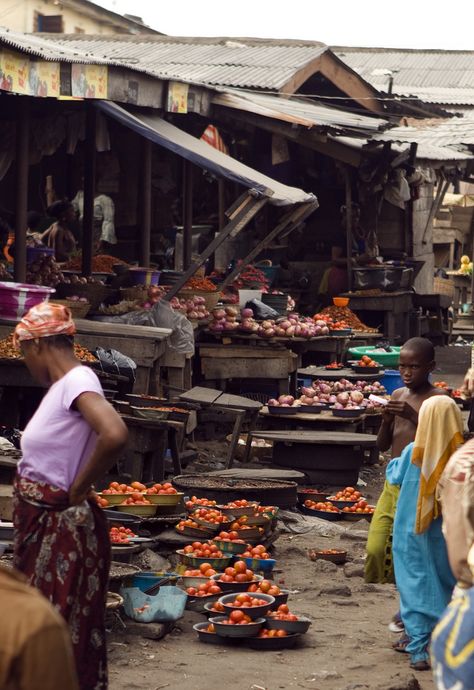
[267,399,279,406]
[212,309,226,320]
[225,306,239,317]
[262,328,275,338]
[241,308,254,318]
[286,326,295,337]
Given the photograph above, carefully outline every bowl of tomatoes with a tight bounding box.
[210,568,263,593]
[265,604,312,633]
[176,543,234,570]
[308,548,347,565]
[193,621,232,645]
[246,630,302,650]
[219,592,275,620]
[341,500,375,521]
[325,486,365,510]
[300,500,342,521]
[216,501,260,517]
[211,535,249,555]
[209,613,266,637]
[297,488,328,504]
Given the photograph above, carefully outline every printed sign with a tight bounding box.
[167,81,189,113]
[71,64,108,99]
[0,49,29,94]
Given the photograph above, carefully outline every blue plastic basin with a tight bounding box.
[381,370,404,395]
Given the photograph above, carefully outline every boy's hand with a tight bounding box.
[381,407,394,423]
[385,400,418,424]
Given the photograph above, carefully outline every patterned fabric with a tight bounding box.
[14,301,76,347]
[432,587,474,690]
[13,475,110,690]
[411,396,464,533]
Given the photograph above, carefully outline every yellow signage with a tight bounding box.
[167,81,189,113]
[71,64,108,99]
[0,49,60,97]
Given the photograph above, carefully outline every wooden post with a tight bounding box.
[344,167,353,292]
[14,98,30,283]
[140,138,152,267]
[82,105,96,277]
[405,142,417,255]
[182,160,193,270]
[218,179,225,231]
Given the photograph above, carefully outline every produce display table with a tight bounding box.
[178,386,262,468]
[120,415,184,483]
[259,407,367,432]
[340,292,413,342]
[249,429,377,486]
[197,343,298,395]
[297,366,384,382]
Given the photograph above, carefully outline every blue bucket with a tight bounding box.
[121,585,187,623]
[381,369,403,395]
[132,571,178,593]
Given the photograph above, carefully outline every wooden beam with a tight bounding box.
[182,160,194,270]
[82,104,96,277]
[14,97,29,283]
[164,194,268,300]
[218,179,226,231]
[140,138,152,267]
[405,142,417,255]
[422,175,450,245]
[344,167,353,292]
[219,202,318,290]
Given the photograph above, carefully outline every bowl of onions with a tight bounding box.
[267,396,297,415]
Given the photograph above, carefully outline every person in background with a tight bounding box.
[72,188,117,253]
[41,200,77,262]
[387,396,463,671]
[0,564,79,690]
[431,436,474,688]
[12,302,128,690]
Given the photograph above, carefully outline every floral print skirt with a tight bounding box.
[13,475,110,690]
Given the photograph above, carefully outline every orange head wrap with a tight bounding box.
[14,301,76,348]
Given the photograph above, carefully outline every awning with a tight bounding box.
[95,101,317,207]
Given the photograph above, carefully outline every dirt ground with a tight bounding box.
[107,347,468,690]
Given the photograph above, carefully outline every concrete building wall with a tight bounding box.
[0,0,146,35]
[412,170,436,293]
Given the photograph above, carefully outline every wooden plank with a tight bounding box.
[216,394,262,410]
[251,430,377,445]
[179,386,222,405]
[199,346,294,360]
[209,468,304,480]
[260,408,363,424]
[202,358,293,380]
[74,319,171,339]
[75,334,157,367]
[297,366,383,381]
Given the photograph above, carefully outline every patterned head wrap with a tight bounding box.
[13,301,76,347]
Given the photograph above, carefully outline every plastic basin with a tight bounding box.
[129,267,161,286]
[121,585,187,622]
[380,369,404,395]
[132,572,177,593]
[347,345,401,367]
[0,282,56,321]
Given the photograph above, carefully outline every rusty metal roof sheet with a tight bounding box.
[331,47,474,105]
[0,28,329,89]
[212,88,387,135]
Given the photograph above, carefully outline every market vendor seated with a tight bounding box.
[41,200,77,263]
[319,203,379,299]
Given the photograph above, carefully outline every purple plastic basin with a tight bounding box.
[129,268,161,286]
[0,282,56,321]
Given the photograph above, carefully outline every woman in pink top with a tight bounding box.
[12,302,128,690]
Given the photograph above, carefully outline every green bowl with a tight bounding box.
[176,550,233,570]
[347,345,401,367]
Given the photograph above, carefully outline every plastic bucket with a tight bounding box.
[129,268,161,286]
[0,282,56,321]
[381,370,404,395]
[132,571,177,593]
[26,246,54,264]
[121,585,187,623]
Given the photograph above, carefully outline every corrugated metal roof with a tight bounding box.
[332,47,474,105]
[334,135,473,162]
[0,28,329,89]
[212,88,387,135]
[371,112,474,151]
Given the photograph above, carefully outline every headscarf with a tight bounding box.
[13,301,76,347]
[412,395,464,534]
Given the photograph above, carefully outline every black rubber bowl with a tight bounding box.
[209,615,266,637]
[219,592,275,620]
[193,621,237,645]
[246,632,302,650]
[265,615,312,634]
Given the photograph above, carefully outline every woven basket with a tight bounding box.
[178,289,221,311]
[51,299,91,319]
[120,286,149,302]
[56,283,117,310]
[433,277,455,298]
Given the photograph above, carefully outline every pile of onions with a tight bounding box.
[208,305,240,332]
[268,395,295,407]
[169,294,209,320]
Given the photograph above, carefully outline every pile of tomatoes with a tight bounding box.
[247,580,282,597]
[145,482,178,495]
[304,500,340,513]
[342,500,374,515]
[208,601,225,614]
[184,563,217,577]
[326,361,344,369]
[218,611,255,625]
[183,542,225,558]
[186,580,222,597]
[240,544,272,559]
[257,628,288,638]
[103,481,146,494]
[185,496,217,510]
[327,486,363,502]
[176,519,210,533]
[214,530,246,543]
[356,355,380,368]
[109,525,137,544]
[218,499,257,510]
[120,493,152,506]
[225,593,272,609]
[214,561,256,584]
[268,604,298,621]
[190,508,231,525]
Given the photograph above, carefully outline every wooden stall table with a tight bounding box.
[120,415,184,483]
[248,429,377,485]
[179,386,262,468]
[259,407,367,432]
[297,365,384,382]
[340,292,413,342]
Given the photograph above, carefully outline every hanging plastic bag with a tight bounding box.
[247,299,278,321]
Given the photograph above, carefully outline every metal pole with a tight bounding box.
[14,98,30,283]
[218,179,225,231]
[140,138,152,267]
[82,104,96,277]
[344,167,353,292]
[182,160,193,270]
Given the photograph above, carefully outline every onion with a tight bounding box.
[262,328,275,338]
[267,399,279,406]
[321,326,329,335]
[279,320,291,330]
[336,392,350,405]
[261,320,274,330]
[241,308,254,318]
[301,387,315,398]
[278,395,294,405]
[225,306,239,317]
[350,391,364,404]
[286,326,295,337]
[188,310,199,319]
[212,309,226,320]
[294,325,302,336]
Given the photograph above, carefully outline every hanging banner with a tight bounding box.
[167,81,189,113]
[71,64,108,99]
[0,49,29,94]
[29,60,60,97]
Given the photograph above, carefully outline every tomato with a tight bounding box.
[229,609,244,623]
